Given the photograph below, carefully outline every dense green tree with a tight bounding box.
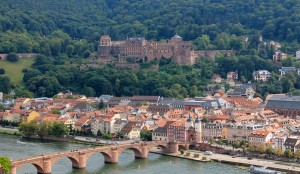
[37,121,51,139]
[0,104,5,111]
[19,121,37,137]
[0,77,11,94]
[284,149,293,158]
[276,148,284,156]
[266,146,275,155]
[50,121,68,137]
[98,99,105,110]
[0,156,11,174]
[140,130,152,141]
[96,130,102,137]
[294,149,300,159]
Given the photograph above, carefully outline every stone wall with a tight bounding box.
[0,53,39,60]
[23,135,75,142]
[195,50,233,60]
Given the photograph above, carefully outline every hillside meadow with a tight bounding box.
[0,58,35,86]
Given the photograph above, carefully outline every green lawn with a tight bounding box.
[0,58,35,86]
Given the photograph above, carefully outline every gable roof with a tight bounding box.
[266,95,300,109]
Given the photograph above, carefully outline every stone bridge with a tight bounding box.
[10,141,190,174]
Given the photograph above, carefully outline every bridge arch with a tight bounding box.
[148,144,168,152]
[178,144,188,150]
[16,162,44,173]
[86,151,113,163]
[51,155,79,169]
[118,146,143,158]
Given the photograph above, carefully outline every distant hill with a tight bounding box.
[0,58,34,86]
[0,0,300,42]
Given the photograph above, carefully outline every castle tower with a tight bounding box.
[100,35,112,46]
[98,35,112,57]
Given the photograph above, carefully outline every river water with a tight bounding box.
[0,135,248,174]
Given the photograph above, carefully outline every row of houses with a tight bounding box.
[1,89,300,152]
[212,67,300,85]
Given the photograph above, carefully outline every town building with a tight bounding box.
[265,95,300,119]
[252,70,271,82]
[121,121,143,139]
[113,119,128,133]
[211,74,222,83]
[225,124,264,143]
[227,71,238,80]
[248,130,273,146]
[147,104,170,115]
[279,67,300,76]
[202,123,225,141]
[284,137,300,153]
[273,136,287,151]
[130,96,160,106]
[0,92,3,102]
[273,51,287,61]
[226,85,255,100]
[296,50,300,59]
[152,126,168,141]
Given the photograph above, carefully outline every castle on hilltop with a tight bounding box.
[90,34,233,66]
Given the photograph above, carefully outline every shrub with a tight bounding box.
[179,149,185,155]
[186,152,190,157]
[7,53,19,62]
[194,153,200,158]
[0,68,5,75]
[202,156,207,160]
[22,68,28,73]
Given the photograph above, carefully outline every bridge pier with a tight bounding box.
[72,152,87,169]
[39,157,52,174]
[168,141,179,153]
[9,165,16,174]
[104,147,118,163]
[135,145,148,159]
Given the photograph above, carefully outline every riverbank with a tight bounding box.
[150,148,211,163]
[0,129,21,136]
[151,149,300,174]
[194,150,300,174]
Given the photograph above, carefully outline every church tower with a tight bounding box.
[186,112,194,129]
[194,115,202,143]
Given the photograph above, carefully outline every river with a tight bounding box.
[0,135,248,174]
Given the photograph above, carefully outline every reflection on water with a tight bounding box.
[0,135,248,174]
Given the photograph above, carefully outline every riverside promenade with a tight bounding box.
[150,149,300,174]
[150,148,211,162]
[208,152,300,174]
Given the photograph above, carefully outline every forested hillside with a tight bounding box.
[0,0,300,53]
[1,0,300,99]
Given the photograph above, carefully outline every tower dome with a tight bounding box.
[172,34,182,39]
[195,116,201,123]
[187,112,192,122]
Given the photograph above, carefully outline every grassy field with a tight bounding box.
[0,58,35,86]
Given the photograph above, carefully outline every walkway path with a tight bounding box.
[151,148,300,173]
[197,150,300,173]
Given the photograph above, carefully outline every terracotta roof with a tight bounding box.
[249,130,270,138]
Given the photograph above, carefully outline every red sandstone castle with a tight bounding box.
[96,35,233,66]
